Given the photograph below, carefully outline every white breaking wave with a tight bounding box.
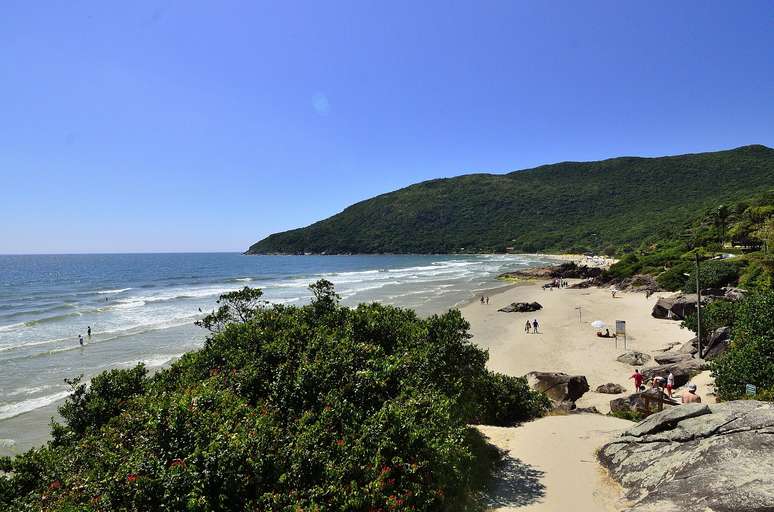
[0,390,72,420]
[96,288,132,294]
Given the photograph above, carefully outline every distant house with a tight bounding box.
[731,237,763,251]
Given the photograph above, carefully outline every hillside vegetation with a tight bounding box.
[247,145,774,255]
[0,283,549,511]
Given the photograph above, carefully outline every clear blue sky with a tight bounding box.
[1,1,772,254]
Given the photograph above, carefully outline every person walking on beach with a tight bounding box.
[480,296,485,304]
[78,334,84,346]
[486,296,489,305]
[630,368,643,392]
[681,383,701,404]
[525,320,531,334]
[532,318,539,334]
[87,326,92,338]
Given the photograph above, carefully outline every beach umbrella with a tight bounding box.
[591,320,606,329]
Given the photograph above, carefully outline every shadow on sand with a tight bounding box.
[482,454,545,508]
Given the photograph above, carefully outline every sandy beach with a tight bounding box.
[462,280,702,511]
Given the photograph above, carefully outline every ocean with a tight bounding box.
[0,252,555,453]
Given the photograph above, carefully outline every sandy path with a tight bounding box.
[462,282,696,412]
[478,414,633,512]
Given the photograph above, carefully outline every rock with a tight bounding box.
[525,372,589,404]
[616,351,651,366]
[651,293,702,320]
[569,406,600,414]
[609,388,667,415]
[703,326,731,360]
[640,359,706,388]
[596,383,627,394]
[498,301,543,313]
[599,401,774,511]
[623,403,710,437]
[653,352,693,365]
[677,337,698,355]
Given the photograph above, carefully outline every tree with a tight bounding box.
[714,204,730,244]
[195,286,266,332]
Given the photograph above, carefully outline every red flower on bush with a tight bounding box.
[335,439,345,447]
[127,473,138,483]
[169,458,186,469]
[48,480,61,490]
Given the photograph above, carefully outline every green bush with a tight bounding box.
[0,283,548,511]
[683,259,743,292]
[711,292,774,400]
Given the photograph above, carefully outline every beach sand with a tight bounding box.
[463,281,701,510]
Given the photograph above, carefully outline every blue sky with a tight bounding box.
[1,1,772,254]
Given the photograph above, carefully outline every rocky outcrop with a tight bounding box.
[640,359,706,388]
[651,293,704,320]
[609,388,674,415]
[498,302,543,313]
[525,372,589,405]
[596,383,627,394]
[599,400,774,511]
[653,352,693,365]
[616,351,651,366]
[703,326,732,360]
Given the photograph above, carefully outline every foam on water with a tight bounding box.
[0,390,72,421]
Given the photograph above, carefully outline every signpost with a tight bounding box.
[616,320,626,349]
[746,384,757,396]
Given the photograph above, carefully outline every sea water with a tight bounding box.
[0,252,555,452]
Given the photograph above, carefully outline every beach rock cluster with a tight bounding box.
[678,326,732,360]
[651,293,703,320]
[595,383,626,394]
[640,358,706,388]
[616,351,651,366]
[599,400,774,511]
[525,371,589,411]
[498,301,542,313]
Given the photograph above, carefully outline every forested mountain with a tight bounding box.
[247,145,774,255]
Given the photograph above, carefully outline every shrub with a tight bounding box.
[0,283,548,511]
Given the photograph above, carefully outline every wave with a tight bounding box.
[0,390,72,421]
[95,288,132,294]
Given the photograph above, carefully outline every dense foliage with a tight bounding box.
[605,187,774,292]
[0,282,549,511]
[679,291,774,401]
[247,145,774,255]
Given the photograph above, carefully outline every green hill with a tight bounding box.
[247,145,774,255]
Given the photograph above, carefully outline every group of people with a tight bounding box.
[524,318,540,334]
[479,296,490,305]
[629,368,701,404]
[78,325,93,346]
[543,278,568,290]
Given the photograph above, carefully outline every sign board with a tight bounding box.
[616,320,626,336]
[746,384,757,396]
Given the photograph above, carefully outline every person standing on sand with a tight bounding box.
[480,296,485,304]
[682,383,701,403]
[630,369,643,392]
[525,320,531,334]
[532,318,539,334]
[486,296,489,305]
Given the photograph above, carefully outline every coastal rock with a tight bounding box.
[497,267,554,280]
[596,383,627,394]
[609,389,667,415]
[599,401,774,511]
[525,372,589,404]
[677,337,698,355]
[640,359,706,388]
[651,293,702,320]
[616,351,651,366]
[703,326,732,360]
[498,301,543,313]
[653,352,693,365]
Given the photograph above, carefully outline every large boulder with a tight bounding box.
[524,372,589,404]
[599,401,774,511]
[703,326,732,360]
[609,388,669,415]
[616,351,651,366]
[498,301,542,313]
[640,359,706,388]
[677,337,698,355]
[653,352,694,365]
[651,293,702,320]
[596,383,627,394]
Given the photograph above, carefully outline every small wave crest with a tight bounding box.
[95,288,132,294]
[0,390,72,421]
